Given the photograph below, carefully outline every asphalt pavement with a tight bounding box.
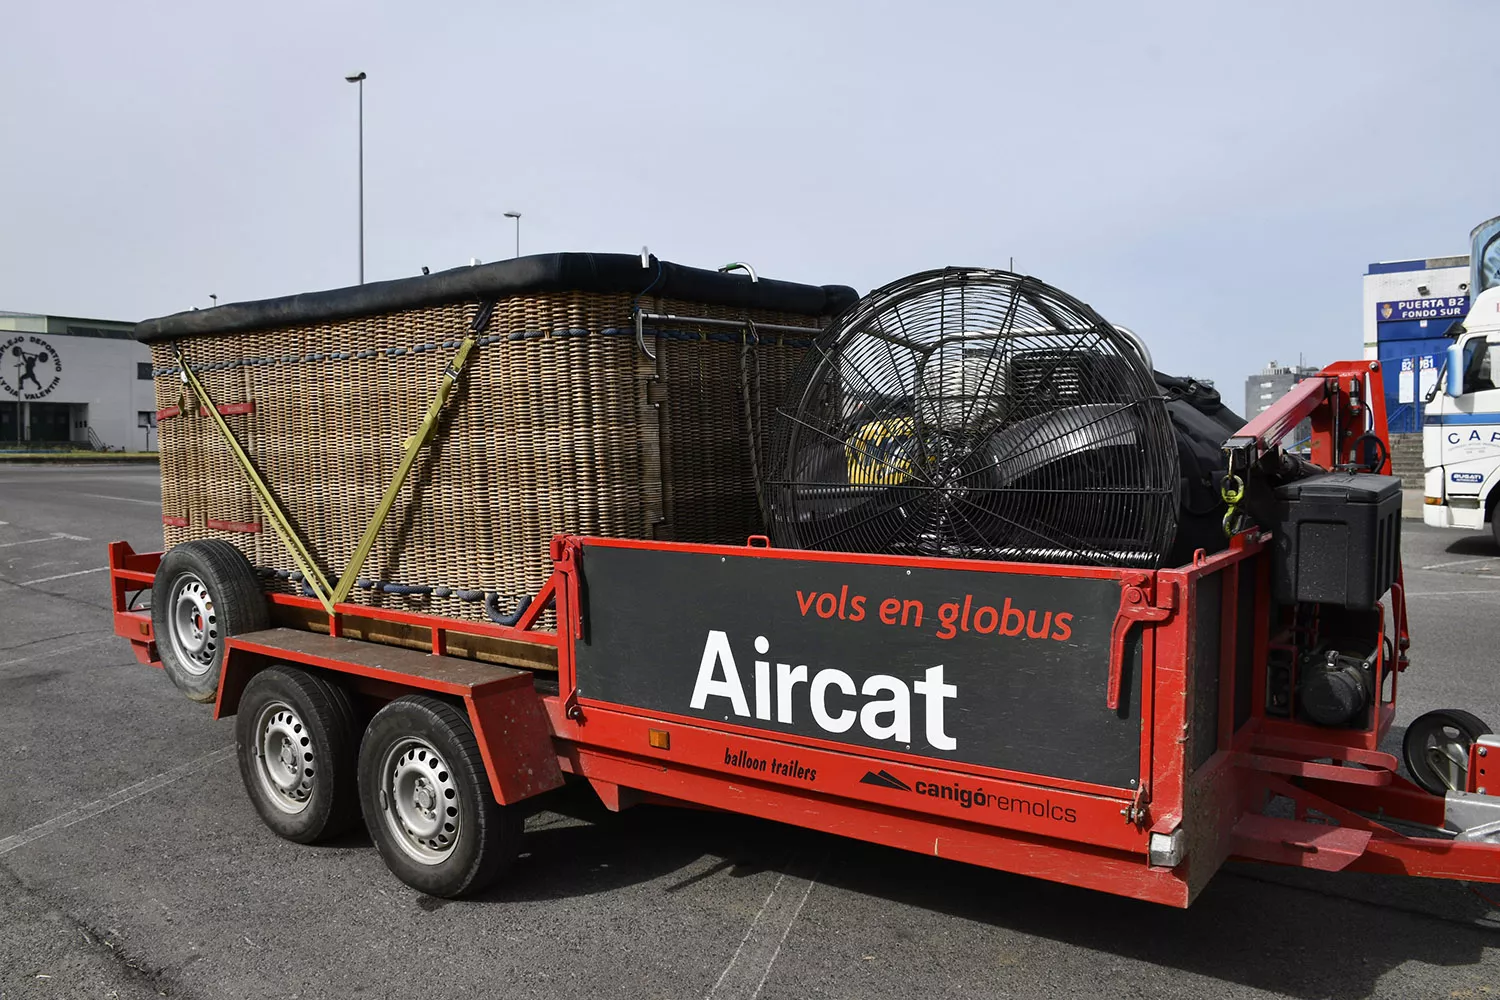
[1,464,1498,1000]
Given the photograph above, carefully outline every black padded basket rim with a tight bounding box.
[135,253,860,343]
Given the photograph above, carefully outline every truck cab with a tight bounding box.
[1423,284,1500,542]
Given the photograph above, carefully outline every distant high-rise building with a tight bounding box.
[1244,360,1320,446]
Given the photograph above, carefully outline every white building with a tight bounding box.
[0,311,157,452]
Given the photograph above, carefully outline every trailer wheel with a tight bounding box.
[358,696,522,899]
[235,666,361,843]
[152,540,267,702]
[1403,709,1492,795]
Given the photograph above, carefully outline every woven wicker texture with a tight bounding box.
[152,290,818,626]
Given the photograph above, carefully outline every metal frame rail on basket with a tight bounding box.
[632,307,823,524]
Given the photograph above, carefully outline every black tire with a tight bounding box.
[152,540,268,702]
[235,666,362,844]
[357,696,523,898]
[1403,708,1492,795]
[1490,495,1500,550]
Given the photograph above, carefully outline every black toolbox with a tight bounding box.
[1272,472,1402,609]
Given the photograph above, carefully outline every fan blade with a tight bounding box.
[976,403,1142,484]
[784,484,931,552]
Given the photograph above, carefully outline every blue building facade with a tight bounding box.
[1362,256,1469,433]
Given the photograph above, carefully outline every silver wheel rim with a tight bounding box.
[1422,725,1472,791]
[379,737,461,865]
[252,700,316,814]
[168,572,219,675]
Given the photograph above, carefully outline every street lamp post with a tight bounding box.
[504,211,521,258]
[345,71,367,284]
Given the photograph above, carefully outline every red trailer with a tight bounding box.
[108,359,1500,903]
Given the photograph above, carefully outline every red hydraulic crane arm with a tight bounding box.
[1223,361,1391,476]
[1225,376,1332,457]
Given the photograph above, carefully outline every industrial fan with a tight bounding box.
[765,268,1184,568]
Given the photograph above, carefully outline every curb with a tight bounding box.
[0,452,159,464]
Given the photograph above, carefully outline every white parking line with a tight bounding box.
[0,635,111,669]
[79,493,159,506]
[0,532,90,549]
[1406,589,1500,597]
[20,566,108,586]
[1418,556,1496,571]
[0,746,234,858]
[706,851,826,1000]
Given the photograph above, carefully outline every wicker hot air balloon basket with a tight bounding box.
[138,255,855,630]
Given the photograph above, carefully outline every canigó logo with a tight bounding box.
[2,335,62,400]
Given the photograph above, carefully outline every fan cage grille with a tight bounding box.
[766,269,1180,568]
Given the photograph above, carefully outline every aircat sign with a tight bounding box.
[689,630,961,750]
[572,542,1144,788]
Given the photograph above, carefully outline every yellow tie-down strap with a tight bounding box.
[175,348,338,614]
[175,335,479,617]
[330,336,475,605]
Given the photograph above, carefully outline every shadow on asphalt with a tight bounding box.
[449,783,1498,1000]
[1438,533,1499,557]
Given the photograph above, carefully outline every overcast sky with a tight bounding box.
[3,1,1495,400]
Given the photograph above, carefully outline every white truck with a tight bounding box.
[1423,272,1500,545]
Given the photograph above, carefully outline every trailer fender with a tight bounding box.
[216,643,273,719]
[215,634,564,806]
[464,683,565,804]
